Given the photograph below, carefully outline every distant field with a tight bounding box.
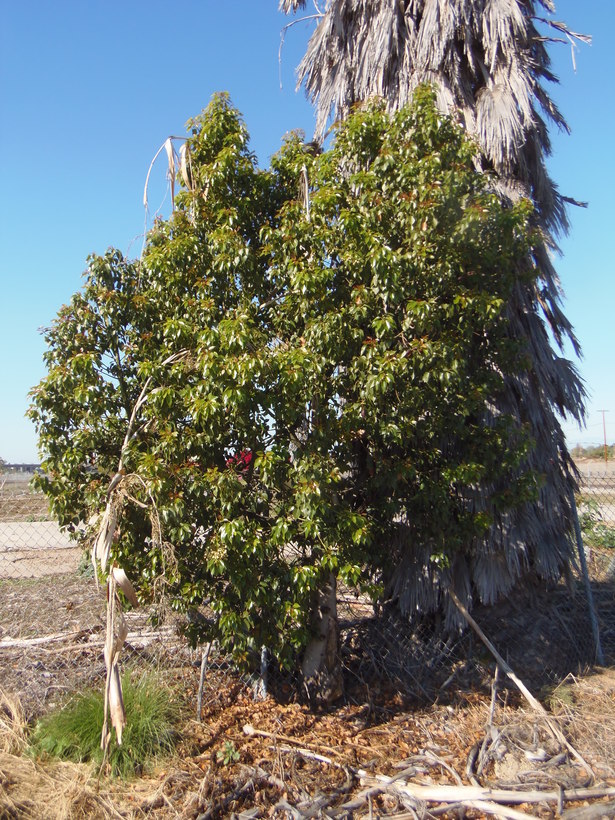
[0,476,49,523]
[575,457,615,477]
[0,470,38,485]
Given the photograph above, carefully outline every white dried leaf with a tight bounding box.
[95,503,117,572]
[112,566,139,608]
[179,142,193,190]
[143,139,171,210]
[300,164,310,221]
[108,664,126,745]
[164,137,176,207]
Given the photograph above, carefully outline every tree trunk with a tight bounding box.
[301,572,343,706]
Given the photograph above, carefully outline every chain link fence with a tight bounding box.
[576,466,615,559]
[0,471,196,719]
[0,473,81,579]
[1,466,614,720]
[334,465,615,701]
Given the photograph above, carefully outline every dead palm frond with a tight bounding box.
[282,0,589,626]
[286,0,589,237]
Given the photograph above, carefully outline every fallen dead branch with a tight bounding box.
[276,743,347,769]
[449,587,595,780]
[320,773,615,819]
[459,800,540,819]
[0,630,92,649]
[449,589,548,714]
[562,800,615,819]
[243,722,348,759]
[0,627,176,652]
[248,723,615,819]
[355,778,615,806]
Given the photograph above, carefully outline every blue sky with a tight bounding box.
[0,1,613,462]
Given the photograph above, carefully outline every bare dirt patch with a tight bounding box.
[0,573,104,641]
[0,541,81,579]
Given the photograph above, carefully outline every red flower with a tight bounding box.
[225,449,253,473]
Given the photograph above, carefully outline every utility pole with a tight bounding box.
[600,410,609,464]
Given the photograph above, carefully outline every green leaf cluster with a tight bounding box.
[29,89,540,669]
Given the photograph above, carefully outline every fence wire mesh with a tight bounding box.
[1,467,614,720]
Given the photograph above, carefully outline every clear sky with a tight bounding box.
[0,1,613,463]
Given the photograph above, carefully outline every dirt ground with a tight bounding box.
[1,667,615,818]
[1,568,615,817]
[1,473,613,816]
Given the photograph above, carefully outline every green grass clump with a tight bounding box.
[30,672,180,778]
[540,681,575,711]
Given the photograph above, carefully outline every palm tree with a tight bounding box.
[280,0,589,626]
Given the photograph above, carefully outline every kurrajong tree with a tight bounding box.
[281,0,587,624]
[30,90,543,694]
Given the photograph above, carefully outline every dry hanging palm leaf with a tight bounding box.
[143,136,186,213]
[163,137,176,206]
[300,164,311,221]
[101,574,129,748]
[111,566,139,608]
[178,142,193,191]
[92,500,118,573]
[279,0,307,11]
[143,141,166,212]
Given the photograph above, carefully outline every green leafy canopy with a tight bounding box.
[29,89,540,668]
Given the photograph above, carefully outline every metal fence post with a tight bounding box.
[570,488,605,666]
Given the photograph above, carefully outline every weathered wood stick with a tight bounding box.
[358,776,615,806]
[562,799,615,819]
[0,628,173,651]
[463,799,540,819]
[0,630,88,648]
[448,589,545,713]
[448,587,594,777]
[243,723,345,758]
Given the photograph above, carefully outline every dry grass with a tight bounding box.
[0,689,113,819]
[550,668,615,782]
[0,689,27,756]
[0,751,118,819]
